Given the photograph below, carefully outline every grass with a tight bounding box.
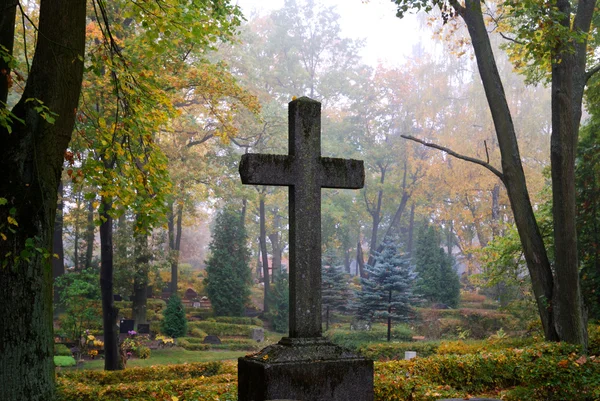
[71,348,247,370]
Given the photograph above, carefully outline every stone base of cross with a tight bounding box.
[237,97,373,401]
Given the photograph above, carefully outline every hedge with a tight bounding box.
[177,337,210,351]
[56,343,600,401]
[375,342,600,401]
[54,356,76,367]
[54,343,72,356]
[187,321,260,337]
[214,316,263,327]
[57,361,223,385]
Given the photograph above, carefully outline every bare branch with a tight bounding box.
[586,63,600,83]
[402,135,505,183]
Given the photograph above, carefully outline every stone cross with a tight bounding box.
[239,97,364,338]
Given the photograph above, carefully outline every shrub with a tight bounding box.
[374,342,599,401]
[57,361,223,384]
[161,295,187,338]
[54,343,72,356]
[187,326,208,338]
[54,356,76,367]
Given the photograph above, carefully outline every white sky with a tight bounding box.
[234,0,427,66]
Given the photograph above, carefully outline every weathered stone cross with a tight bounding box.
[239,97,364,338]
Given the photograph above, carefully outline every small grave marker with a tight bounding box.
[119,319,135,334]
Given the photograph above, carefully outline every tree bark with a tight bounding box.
[100,197,121,370]
[407,203,416,256]
[549,0,591,347]
[366,163,386,267]
[259,196,270,312]
[167,200,183,295]
[0,0,86,398]
[356,239,366,278]
[457,0,559,342]
[53,181,65,303]
[268,210,282,274]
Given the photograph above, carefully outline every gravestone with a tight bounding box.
[113,294,123,302]
[137,323,150,334]
[184,287,198,300]
[251,327,265,342]
[119,319,135,334]
[238,97,373,401]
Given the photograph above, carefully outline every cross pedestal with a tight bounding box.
[237,97,373,401]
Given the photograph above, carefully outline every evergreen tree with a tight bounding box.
[205,208,252,316]
[322,252,352,331]
[161,295,187,338]
[268,271,289,333]
[357,239,416,341]
[414,223,460,308]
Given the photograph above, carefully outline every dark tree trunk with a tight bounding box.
[356,239,366,278]
[53,181,65,303]
[85,199,95,269]
[458,0,559,342]
[549,0,590,347]
[366,164,386,267]
[344,247,351,274]
[100,197,121,370]
[407,203,416,256]
[167,200,183,295]
[268,210,282,274]
[0,0,86,398]
[259,196,270,312]
[387,290,392,342]
[132,215,149,327]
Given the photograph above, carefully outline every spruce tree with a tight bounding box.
[357,239,416,341]
[322,252,352,331]
[414,223,460,308]
[161,295,187,338]
[205,208,252,316]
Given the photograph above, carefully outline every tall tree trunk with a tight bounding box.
[167,200,183,295]
[549,0,591,347]
[0,0,86,398]
[268,210,282,274]
[53,181,65,303]
[407,203,416,256]
[387,290,392,342]
[85,199,95,269]
[459,0,559,342]
[367,164,386,267]
[259,196,270,312]
[356,239,366,278]
[100,197,121,370]
[132,215,149,327]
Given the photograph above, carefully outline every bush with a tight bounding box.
[54,343,72,356]
[187,326,208,338]
[161,295,187,338]
[56,362,232,400]
[57,361,223,384]
[374,342,599,401]
[54,356,77,367]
